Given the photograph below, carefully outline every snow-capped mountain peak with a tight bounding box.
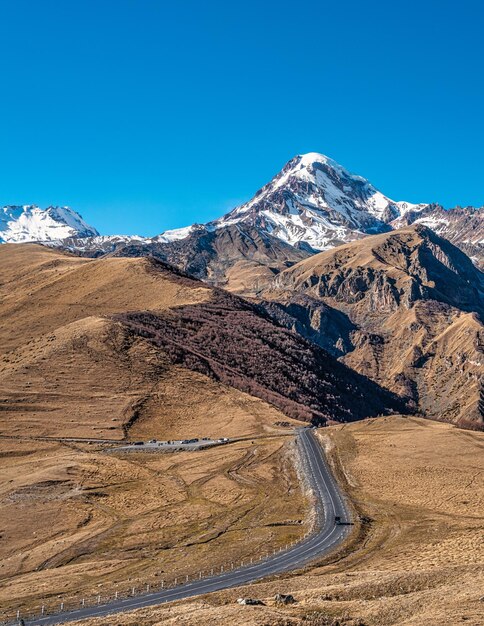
[209,152,427,250]
[147,152,429,251]
[0,205,98,243]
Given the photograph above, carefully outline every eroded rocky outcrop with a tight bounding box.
[263,225,484,430]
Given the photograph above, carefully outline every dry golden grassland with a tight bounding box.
[0,425,306,619]
[0,245,213,440]
[0,243,310,620]
[0,244,211,354]
[65,416,483,626]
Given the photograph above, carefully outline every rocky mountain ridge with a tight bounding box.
[261,225,484,430]
[391,203,483,267]
[2,153,482,271]
[210,152,426,248]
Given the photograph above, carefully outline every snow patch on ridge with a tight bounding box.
[155,224,206,243]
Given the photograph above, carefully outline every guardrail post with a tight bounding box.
[60,602,64,612]
[132,587,135,596]
[81,598,85,607]
[16,610,20,620]
[161,580,164,588]
[41,605,45,616]
[146,584,150,592]
[174,577,177,586]
[97,595,101,605]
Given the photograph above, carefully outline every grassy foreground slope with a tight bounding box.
[0,430,308,618]
[0,245,312,614]
[69,416,484,626]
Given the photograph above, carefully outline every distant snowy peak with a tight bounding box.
[0,205,98,243]
[209,152,427,250]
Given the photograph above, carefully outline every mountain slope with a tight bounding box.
[0,205,98,242]
[0,245,403,440]
[262,225,484,429]
[110,223,312,293]
[116,291,405,425]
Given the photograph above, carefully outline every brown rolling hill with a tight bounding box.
[262,225,484,430]
[0,244,210,438]
[0,243,211,353]
[0,244,403,440]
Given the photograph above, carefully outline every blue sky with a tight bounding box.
[1,0,483,236]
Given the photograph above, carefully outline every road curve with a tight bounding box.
[24,428,351,626]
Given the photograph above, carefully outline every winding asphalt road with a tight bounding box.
[23,427,351,625]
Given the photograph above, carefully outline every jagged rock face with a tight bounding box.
[343,301,484,429]
[303,267,406,312]
[274,226,483,321]
[263,225,484,430]
[260,294,357,358]
[392,204,484,268]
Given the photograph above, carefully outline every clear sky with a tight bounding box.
[1,0,483,236]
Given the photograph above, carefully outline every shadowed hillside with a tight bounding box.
[116,291,406,425]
